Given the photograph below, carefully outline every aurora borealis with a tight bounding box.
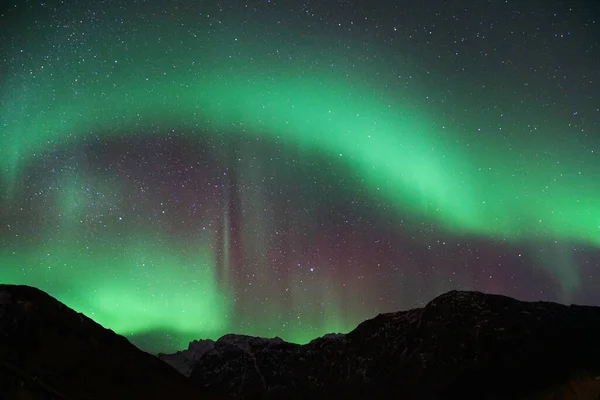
[1,0,599,353]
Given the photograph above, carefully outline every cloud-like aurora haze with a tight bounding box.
[1,1,599,352]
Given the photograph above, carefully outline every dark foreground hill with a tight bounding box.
[0,284,222,400]
[162,290,600,400]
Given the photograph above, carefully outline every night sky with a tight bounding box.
[1,0,599,353]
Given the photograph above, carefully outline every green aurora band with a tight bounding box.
[1,11,598,349]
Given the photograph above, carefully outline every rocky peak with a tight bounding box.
[189,338,216,352]
[216,334,286,351]
[158,339,216,377]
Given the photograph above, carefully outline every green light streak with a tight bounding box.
[0,230,231,349]
[2,37,598,246]
[1,11,599,348]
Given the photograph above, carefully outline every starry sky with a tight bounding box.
[1,0,599,353]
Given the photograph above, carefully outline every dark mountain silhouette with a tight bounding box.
[0,284,222,400]
[3,284,600,400]
[165,290,600,399]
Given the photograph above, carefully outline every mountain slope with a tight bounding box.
[182,290,600,399]
[0,284,222,400]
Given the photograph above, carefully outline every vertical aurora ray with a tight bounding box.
[0,140,235,351]
[0,231,231,348]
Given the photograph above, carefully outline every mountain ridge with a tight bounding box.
[163,289,600,399]
[2,284,600,399]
